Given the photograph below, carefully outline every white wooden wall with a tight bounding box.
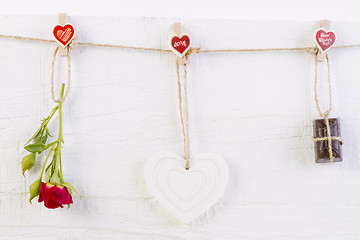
[1,15,360,239]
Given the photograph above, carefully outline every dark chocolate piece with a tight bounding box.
[313,118,342,163]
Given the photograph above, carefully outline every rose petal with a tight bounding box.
[38,182,73,209]
[38,182,45,203]
[51,185,73,205]
[44,198,63,209]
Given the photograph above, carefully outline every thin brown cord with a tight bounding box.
[314,54,332,117]
[199,47,315,53]
[77,42,172,52]
[176,59,190,170]
[183,63,190,169]
[51,46,71,103]
[0,34,171,52]
[313,53,343,163]
[1,33,360,53]
[0,34,55,43]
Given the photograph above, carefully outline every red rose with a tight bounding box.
[38,182,73,209]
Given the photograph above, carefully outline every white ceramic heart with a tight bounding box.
[145,151,229,223]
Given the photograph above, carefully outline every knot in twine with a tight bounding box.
[312,53,343,163]
[306,47,318,55]
[50,37,77,103]
[68,35,78,49]
[189,47,201,54]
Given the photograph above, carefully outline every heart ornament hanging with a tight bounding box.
[53,24,75,48]
[315,28,336,53]
[168,34,192,58]
[145,151,229,223]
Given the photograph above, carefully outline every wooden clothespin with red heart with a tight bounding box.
[53,13,75,56]
[169,22,191,64]
[315,20,336,62]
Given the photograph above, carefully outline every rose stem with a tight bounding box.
[39,145,54,181]
[58,83,65,178]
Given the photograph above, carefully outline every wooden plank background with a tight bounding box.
[1,15,360,239]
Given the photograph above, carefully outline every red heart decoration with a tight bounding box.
[53,24,75,47]
[315,29,336,53]
[169,34,191,58]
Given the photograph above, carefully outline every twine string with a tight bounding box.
[1,33,360,54]
[51,45,72,103]
[313,53,343,163]
[176,59,190,170]
[314,53,332,118]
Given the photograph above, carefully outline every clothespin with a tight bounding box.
[169,22,191,65]
[58,13,68,56]
[316,20,331,62]
[174,23,186,64]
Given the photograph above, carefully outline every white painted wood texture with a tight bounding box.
[1,15,360,239]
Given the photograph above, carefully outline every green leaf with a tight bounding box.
[21,153,36,175]
[66,186,72,195]
[46,128,53,138]
[49,167,61,185]
[63,182,79,197]
[35,129,44,143]
[24,143,46,153]
[41,128,53,144]
[41,132,48,144]
[44,162,53,182]
[25,127,43,145]
[29,178,41,203]
[25,105,59,145]
[44,150,61,184]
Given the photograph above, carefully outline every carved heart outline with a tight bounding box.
[145,151,229,223]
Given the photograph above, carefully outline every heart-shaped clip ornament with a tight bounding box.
[314,28,336,53]
[53,24,75,48]
[145,151,229,223]
[168,34,192,58]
